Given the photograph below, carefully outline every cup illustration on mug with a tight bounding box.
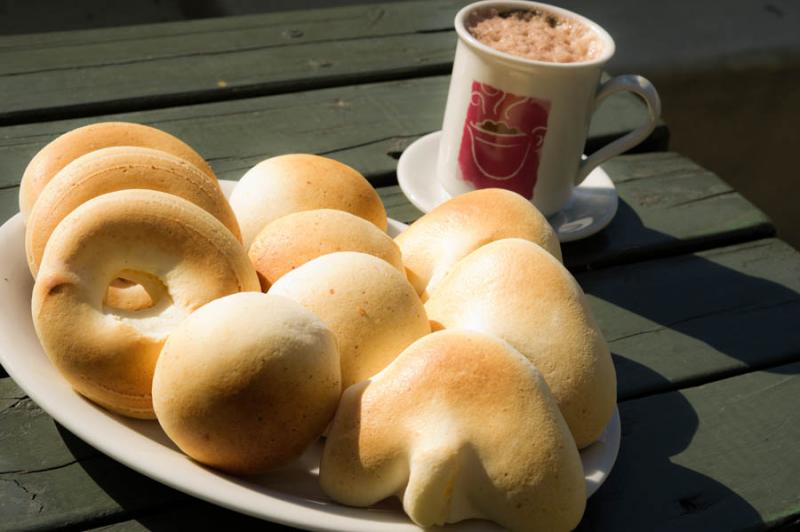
[457,81,550,198]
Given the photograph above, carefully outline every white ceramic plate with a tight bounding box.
[397,131,619,243]
[0,181,620,531]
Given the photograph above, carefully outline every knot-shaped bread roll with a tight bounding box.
[425,238,616,448]
[320,330,586,531]
[26,146,240,278]
[394,188,561,298]
[153,293,340,475]
[248,208,403,290]
[269,252,429,389]
[32,189,259,419]
[230,154,387,249]
[20,121,214,219]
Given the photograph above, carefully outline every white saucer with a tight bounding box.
[397,131,619,243]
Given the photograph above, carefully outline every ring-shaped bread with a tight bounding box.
[19,121,215,219]
[26,146,240,278]
[31,189,260,419]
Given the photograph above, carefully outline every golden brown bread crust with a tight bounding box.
[229,154,388,249]
[31,189,259,419]
[424,238,616,448]
[394,188,562,298]
[26,146,240,278]
[320,330,586,531]
[248,208,404,290]
[268,252,430,389]
[19,122,216,219]
[152,293,341,475]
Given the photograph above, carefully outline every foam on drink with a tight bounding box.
[467,8,603,63]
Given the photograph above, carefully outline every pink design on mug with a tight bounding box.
[457,81,550,198]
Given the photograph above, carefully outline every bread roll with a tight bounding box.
[269,252,429,389]
[230,154,387,249]
[20,121,214,218]
[395,188,561,298]
[425,238,615,448]
[153,292,340,475]
[26,146,239,278]
[32,190,259,419]
[321,330,586,531]
[249,208,404,290]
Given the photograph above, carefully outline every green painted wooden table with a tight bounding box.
[1,2,797,531]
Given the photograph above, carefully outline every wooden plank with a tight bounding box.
[0,187,13,379]
[0,380,186,531]
[0,188,16,226]
[88,503,293,531]
[0,0,463,123]
[0,1,460,51]
[3,237,800,529]
[0,31,456,125]
[563,152,774,271]
[0,77,449,190]
[0,75,662,190]
[580,361,800,531]
[579,238,800,400]
[0,454,186,531]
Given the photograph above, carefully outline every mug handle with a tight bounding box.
[576,74,662,185]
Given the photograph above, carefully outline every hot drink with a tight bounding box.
[467,8,602,63]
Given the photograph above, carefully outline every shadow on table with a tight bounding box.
[563,193,774,273]
[579,358,766,531]
[572,197,800,400]
[569,199,800,530]
[57,422,296,530]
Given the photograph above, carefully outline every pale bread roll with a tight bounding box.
[425,238,616,448]
[32,190,259,419]
[320,330,586,531]
[152,293,340,475]
[26,146,240,278]
[19,121,215,219]
[249,208,404,290]
[269,252,429,389]
[230,154,387,249]
[394,188,561,298]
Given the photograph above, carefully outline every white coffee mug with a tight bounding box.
[437,0,661,216]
